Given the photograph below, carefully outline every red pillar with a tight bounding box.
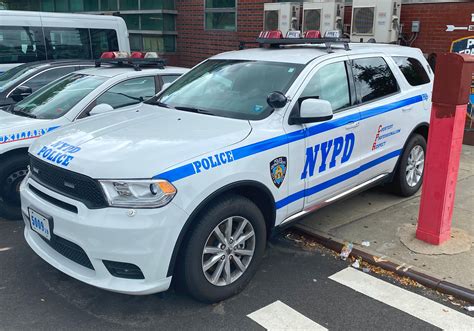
[416,53,474,245]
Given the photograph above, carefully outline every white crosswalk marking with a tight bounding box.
[248,300,328,330]
[329,268,474,331]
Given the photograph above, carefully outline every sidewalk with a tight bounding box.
[295,144,473,291]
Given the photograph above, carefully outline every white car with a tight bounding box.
[0,61,188,219]
[21,39,433,302]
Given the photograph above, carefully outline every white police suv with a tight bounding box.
[0,53,187,219]
[21,38,433,302]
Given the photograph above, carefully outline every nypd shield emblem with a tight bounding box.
[270,157,287,188]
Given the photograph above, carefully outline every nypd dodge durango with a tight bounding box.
[20,41,433,302]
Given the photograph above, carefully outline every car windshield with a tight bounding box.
[155,59,304,120]
[12,73,107,119]
[0,64,45,93]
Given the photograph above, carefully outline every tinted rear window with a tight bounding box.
[352,57,399,103]
[393,56,431,86]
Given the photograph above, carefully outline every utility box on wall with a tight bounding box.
[350,0,401,43]
[263,2,301,37]
[302,0,344,36]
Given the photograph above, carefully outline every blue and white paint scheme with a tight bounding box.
[22,42,433,297]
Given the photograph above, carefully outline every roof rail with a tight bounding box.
[95,57,166,71]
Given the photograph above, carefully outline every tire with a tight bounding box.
[390,134,426,197]
[0,153,28,221]
[180,194,267,303]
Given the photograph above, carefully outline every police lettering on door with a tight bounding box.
[300,133,355,179]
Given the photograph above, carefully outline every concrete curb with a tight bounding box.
[293,224,474,304]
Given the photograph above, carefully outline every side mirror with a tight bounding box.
[11,85,32,102]
[289,98,333,125]
[267,91,288,109]
[90,103,114,116]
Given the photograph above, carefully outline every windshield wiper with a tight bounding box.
[174,106,215,116]
[11,108,37,118]
[147,100,171,108]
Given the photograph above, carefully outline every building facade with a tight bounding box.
[0,0,473,67]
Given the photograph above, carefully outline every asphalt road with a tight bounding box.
[0,218,471,330]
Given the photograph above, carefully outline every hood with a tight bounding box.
[0,109,61,146]
[29,104,252,179]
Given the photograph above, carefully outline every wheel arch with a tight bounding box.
[166,180,276,277]
[389,122,429,181]
[0,147,29,163]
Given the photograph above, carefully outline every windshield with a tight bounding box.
[0,64,45,93]
[156,60,304,120]
[13,73,107,119]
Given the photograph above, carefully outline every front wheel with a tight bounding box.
[180,194,266,303]
[0,153,28,220]
[391,134,426,197]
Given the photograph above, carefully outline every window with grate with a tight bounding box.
[205,0,236,31]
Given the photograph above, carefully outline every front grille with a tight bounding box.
[42,235,94,270]
[29,185,78,213]
[30,156,108,209]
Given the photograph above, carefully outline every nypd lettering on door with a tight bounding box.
[300,133,355,180]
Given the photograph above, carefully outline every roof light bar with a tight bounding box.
[96,52,167,71]
[239,31,350,52]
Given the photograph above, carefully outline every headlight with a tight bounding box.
[99,179,177,208]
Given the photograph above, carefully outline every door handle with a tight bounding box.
[402,106,413,112]
[345,121,360,129]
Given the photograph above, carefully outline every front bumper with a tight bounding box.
[20,177,189,295]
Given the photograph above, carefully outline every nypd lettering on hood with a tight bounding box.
[36,141,81,167]
[0,126,60,145]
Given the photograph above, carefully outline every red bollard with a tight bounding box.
[417,53,474,245]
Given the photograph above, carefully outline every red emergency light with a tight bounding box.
[258,30,283,39]
[304,30,322,39]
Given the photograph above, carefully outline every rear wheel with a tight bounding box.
[180,194,266,303]
[390,134,426,197]
[0,153,28,220]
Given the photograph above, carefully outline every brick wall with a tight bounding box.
[175,0,266,68]
[344,2,473,56]
[172,1,474,68]
[399,2,474,56]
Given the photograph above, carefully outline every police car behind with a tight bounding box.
[21,39,433,302]
[1,53,188,219]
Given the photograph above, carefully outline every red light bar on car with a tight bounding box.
[100,51,130,59]
[304,30,322,39]
[258,30,283,39]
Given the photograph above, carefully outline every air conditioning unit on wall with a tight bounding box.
[303,0,344,36]
[263,2,301,37]
[350,0,401,43]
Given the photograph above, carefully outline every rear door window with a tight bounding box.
[26,66,77,92]
[351,57,399,103]
[392,56,431,86]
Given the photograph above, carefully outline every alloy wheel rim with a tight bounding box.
[202,216,256,287]
[406,145,424,187]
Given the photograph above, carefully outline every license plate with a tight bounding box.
[29,209,51,241]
